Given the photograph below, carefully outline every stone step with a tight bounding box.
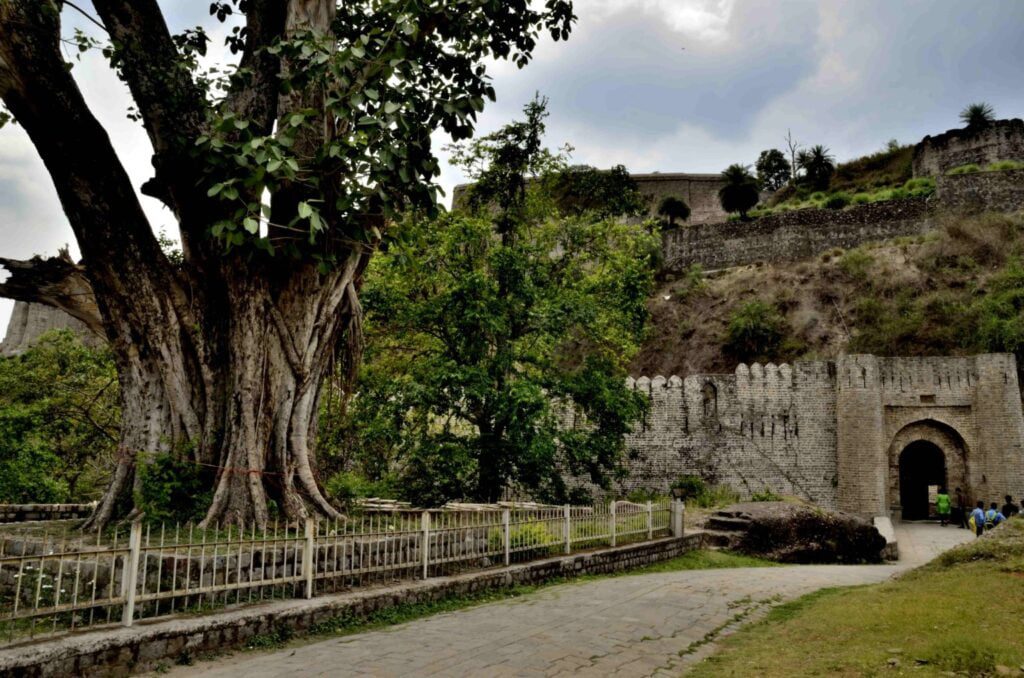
[699,529,742,549]
[706,516,751,532]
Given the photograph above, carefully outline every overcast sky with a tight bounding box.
[2,0,1024,336]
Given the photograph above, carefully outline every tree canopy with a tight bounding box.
[718,164,760,220]
[0,0,576,527]
[657,196,691,227]
[755,149,791,192]
[335,101,655,505]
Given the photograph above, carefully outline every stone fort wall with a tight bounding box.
[629,172,729,224]
[611,354,1024,518]
[0,300,101,356]
[912,119,1024,177]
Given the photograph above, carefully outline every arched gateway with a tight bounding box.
[888,420,968,520]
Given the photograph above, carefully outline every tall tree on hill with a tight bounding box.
[755,149,790,192]
[718,164,760,220]
[0,0,575,528]
[657,196,690,227]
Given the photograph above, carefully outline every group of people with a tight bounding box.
[935,487,1021,536]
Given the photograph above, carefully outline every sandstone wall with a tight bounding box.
[661,198,932,272]
[936,168,1024,213]
[0,301,101,356]
[611,362,840,508]
[630,173,729,224]
[912,119,1024,177]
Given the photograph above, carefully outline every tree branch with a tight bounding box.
[0,250,103,334]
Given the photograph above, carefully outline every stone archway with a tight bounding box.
[888,420,969,520]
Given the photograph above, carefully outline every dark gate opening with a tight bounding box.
[899,441,947,520]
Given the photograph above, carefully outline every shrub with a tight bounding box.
[988,159,1024,171]
[823,192,850,210]
[751,489,782,502]
[135,451,213,524]
[325,471,395,508]
[809,191,827,202]
[670,475,707,500]
[851,192,871,205]
[657,196,690,227]
[718,164,760,219]
[948,163,981,175]
[838,248,874,280]
[692,485,741,509]
[724,301,788,361]
[488,521,559,555]
[959,101,995,129]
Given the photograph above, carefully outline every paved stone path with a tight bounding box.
[169,524,971,678]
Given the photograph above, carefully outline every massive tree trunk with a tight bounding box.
[0,0,358,528]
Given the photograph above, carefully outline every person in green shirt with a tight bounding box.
[936,487,952,527]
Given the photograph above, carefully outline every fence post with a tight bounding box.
[646,501,653,541]
[421,511,431,579]
[609,500,617,547]
[121,519,143,626]
[564,505,571,554]
[502,508,511,566]
[671,500,685,538]
[303,518,315,599]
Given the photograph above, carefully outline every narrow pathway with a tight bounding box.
[168,524,971,678]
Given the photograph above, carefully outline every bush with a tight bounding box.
[135,451,213,524]
[670,475,706,500]
[838,248,874,280]
[988,160,1024,171]
[325,471,395,508]
[724,301,788,361]
[692,485,741,509]
[948,163,981,175]
[488,521,559,555]
[823,192,850,210]
[751,489,782,502]
[851,192,871,205]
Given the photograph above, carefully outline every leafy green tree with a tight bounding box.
[960,102,996,128]
[797,145,836,191]
[547,165,645,218]
[0,331,119,502]
[755,149,791,192]
[348,102,655,504]
[657,196,691,227]
[718,164,760,220]
[0,1,574,528]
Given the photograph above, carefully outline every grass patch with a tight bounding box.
[689,520,1024,677]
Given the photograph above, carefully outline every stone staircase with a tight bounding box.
[698,508,752,549]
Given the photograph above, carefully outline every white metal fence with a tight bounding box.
[0,500,681,645]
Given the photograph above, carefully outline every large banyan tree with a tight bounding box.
[0,0,574,528]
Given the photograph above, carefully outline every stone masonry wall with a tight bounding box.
[661,197,932,272]
[613,363,839,508]
[936,169,1024,213]
[630,173,729,224]
[0,301,101,357]
[913,119,1024,177]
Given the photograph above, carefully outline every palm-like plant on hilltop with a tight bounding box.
[797,144,835,191]
[657,196,691,227]
[959,102,996,129]
[718,164,760,220]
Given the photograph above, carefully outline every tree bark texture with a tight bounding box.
[0,0,362,527]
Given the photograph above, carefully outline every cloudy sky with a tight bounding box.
[2,0,1024,335]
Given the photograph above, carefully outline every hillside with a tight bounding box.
[632,211,1024,377]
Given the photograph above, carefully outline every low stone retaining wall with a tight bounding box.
[936,169,1024,213]
[0,504,94,523]
[0,534,702,677]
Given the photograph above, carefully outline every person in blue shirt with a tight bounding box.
[986,502,1007,528]
[970,501,987,537]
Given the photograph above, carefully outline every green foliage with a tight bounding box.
[755,149,791,192]
[0,331,118,502]
[796,145,835,191]
[823,192,850,210]
[959,101,995,128]
[135,451,213,524]
[657,196,691,227]
[830,142,912,194]
[488,521,559,554]
[343,101,655,506]
[670,475,707,500]
[324,471,395,508]
[948,160,1024,175]
[718,164,760,219]
[548,165,646,218]
[691,485,741,509]
[948,163,981,175]
[751,489,782,502]
[724,301,788,361]
[191,1,576,260]
[838,248,874,280]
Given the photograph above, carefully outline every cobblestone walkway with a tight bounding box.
[169,524,970,678]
